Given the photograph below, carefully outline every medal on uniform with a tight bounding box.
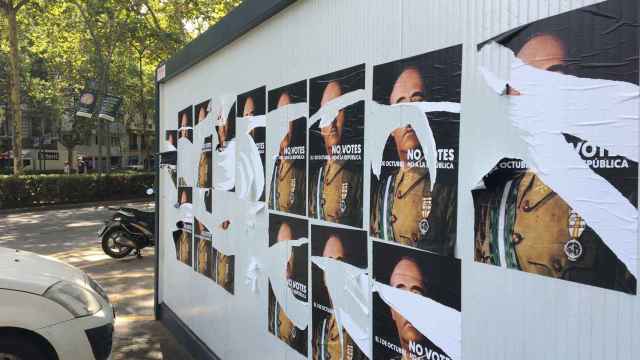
[419,194,432,235]
[564,209,585,262]
[340,182,349,214]
[289,178,296,205]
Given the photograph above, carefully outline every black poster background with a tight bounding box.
[267,213,308,356]
[308,64,365,228]
[311,224,368,359]
[473,0,638,295]
[370,45,462,257]
[372,241,460,360]
[267,80,308,216]
[238,86,267,201]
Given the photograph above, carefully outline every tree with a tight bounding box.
[0,0,30,175]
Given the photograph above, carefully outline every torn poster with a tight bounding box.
[267,213,308,356]
[267,80,308,217]
[210,95,237,192]
[177,105,196,189]
[372,241,461,360]
[237,86,267,202]
[369,45,461,257]
[311,224,369,359]
[194,218,214,279]
[173,220,193,267]
[474,0,638,295]
[308,64,366,229]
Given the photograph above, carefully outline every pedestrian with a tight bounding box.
[78,158,86,174]
[63,161,71,175]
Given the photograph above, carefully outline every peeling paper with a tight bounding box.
[479,41,639,278]
[210,95,237,191]
[177,137,197,187]
[375,281,461,360]
[309,89,366,129]
[236,115,265,202]
[245,256,260,293]
[264,237,309,329]
[368,101,461,188]
[312,256,371,358]
[179,203,194,224]
[265,102,308,193]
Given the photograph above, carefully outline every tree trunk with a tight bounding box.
[6,6,23,175]
[139,53,149,169]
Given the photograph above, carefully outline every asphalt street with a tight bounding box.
[0,202,194,360]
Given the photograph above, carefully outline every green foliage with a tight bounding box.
[0,172,153,208]
[0,0,241,154]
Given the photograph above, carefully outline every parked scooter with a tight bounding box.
[98,189,155,259]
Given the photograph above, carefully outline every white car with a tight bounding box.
[0,247,115,360]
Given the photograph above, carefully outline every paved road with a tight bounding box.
[0,202,194,360]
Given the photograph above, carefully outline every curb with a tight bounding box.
[0,198,153,215]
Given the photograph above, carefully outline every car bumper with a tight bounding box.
[37,301,115,360]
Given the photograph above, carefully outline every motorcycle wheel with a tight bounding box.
[102,229,134,259]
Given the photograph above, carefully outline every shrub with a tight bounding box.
[0,173,154,209]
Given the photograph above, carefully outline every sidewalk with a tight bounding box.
[0,197,151,215]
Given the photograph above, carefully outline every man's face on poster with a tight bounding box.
[390,67,425,155]
[277,221,294,280]
[198,106,207,123]
[277,92,293,155]
[180,113,189,138]
[243,97,256,117]
[168,132,175,146]
[320,81,346,153]
[180,190,188,205]
[507,33,567,95]
[244,97,257,138]
[390,258,426,346]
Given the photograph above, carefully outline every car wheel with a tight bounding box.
[0,335,51,360]
[102,229,134,259]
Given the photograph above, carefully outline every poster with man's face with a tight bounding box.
[370,46,461,257]
[198,135,213,189]
[237,86,267,202]
[194,218,213,279]
[195,99,210,126]
[308,64,365,229]
[210,97,237,192]
[173,222,193,267]
[311,225,368,360]
[373,242,461,360]
[178,106,194,142]
[267,213,308,356]
[267,80,308,216]
[473,0,638,295]
[165,130,177,150]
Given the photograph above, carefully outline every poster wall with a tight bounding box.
[156,1,639,359]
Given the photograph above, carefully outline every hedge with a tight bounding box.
[0,173,154,209]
